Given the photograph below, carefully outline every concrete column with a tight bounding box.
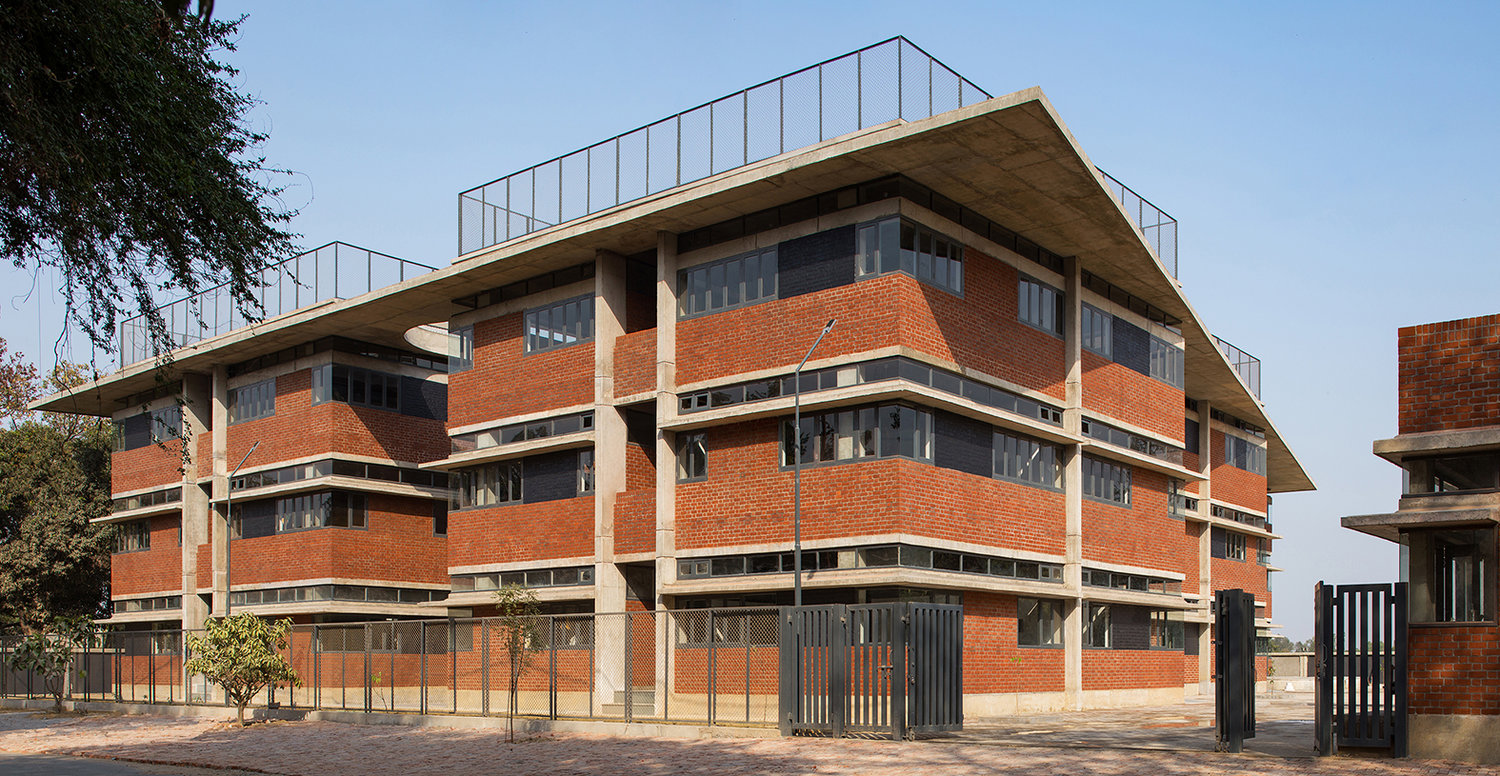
[593,250,629,617]
[210,366,229,616]
[1196,400,1214,693]
[1061,256,1084,709]
[180,374,212,631]
[653,231,679,611]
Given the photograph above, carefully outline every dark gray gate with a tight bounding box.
[778,603,962,739]
[1314,581,1407,757]
[1214,588,1257,752]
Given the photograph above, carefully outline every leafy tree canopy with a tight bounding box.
[0,0,296,362]
[0,338,112,631]
[185,614,301,725]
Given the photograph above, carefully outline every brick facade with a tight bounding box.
[1398,313,1500,435]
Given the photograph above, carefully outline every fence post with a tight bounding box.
[481,619,490,716]
[1393,582,1408,758]
[745,617,752,725]
[450,620,458,714]
[420,621,428,716]
[548,617,557,720]
[777,607,795,736]
[891,604,908,741]
[363,625,371,713]
[831,607,848,738]
[707,610,716,726]
[312,625,321,710]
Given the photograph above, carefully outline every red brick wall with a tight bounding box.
[1408,625,1500,715]
[112,440,184,493]
[1210,430,1269,512]
[1081,469,1192,574]
[449,312,594,428]
[905,467,1066,555]
[964,592,1065,693]
[446,497,594,568]
[110,514,182,595]
[1210,557,1270,618]
[1082,648,1183,691]
[615,439,656,556]
[1081,352,1184,441]
[614,329,656,398]
[196,543,210,590]
[1398,314,1500,434]
[228,494,446,586]
[226,369,447,470]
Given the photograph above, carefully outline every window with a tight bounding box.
[1150,336,1184,388]
[312,365,402,411]
[451,566,594,592]
[1018,598,1062,646]
[1085,603,1112,648]
[450,411,594,454]
[228,379,275,424]
[450,326,474,373]
[1403,453,1500,495]
[1018,277,1063,336]
[433,503,448,537]
[855,217,963,295]
[994,431,1062,490]
[1168,479,1198,518]
[526,294,595,353]
[677,433,707,481]
[1224,434,1266,475]
[1407,527,1495,623]
[782,404,933,467]
[678,247,777,317]
[1184,418,1201,455]
[232,491,366,539]
[451,461,523,509]
[112,520,151,553]
[1150,611,1184,649]
[1082,305,1112,357]
[1082,456,1131,507]
[578,449,595,494]
[150,405,181,443]
[1211,527,1247,560]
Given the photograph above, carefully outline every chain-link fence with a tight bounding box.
[117,241,437,369]
[1,608,783,728]
[457,36,991,256]
[1097,168,1179,279]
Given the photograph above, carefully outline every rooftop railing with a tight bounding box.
[1097,168,1179,278]
[117,242,436,369]
[457,36,992,256]
[1215,335,1262,399]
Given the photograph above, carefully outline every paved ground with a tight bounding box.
[0,695,1495,776]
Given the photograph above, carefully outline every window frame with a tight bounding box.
[1018,276,1064,338]
[1017,597,1063,648]
[677,247,779,319]
[855,217,964,296]
[677,433,707,482]
[994,430,1063,491]
[1085,602,1112,648]
[1081,304,1112,358]
[1082,456,1132,507]
[228,378,276,424]
[525,294,596,354]
[450,325,475,373]
[112,519,152,554]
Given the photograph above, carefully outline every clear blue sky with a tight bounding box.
[4,1,1498,641]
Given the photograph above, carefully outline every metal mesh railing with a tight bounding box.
[1097,168,1179,278]
[457,36,992,256]
[1,608,783,728]
[117,242,437,369]
[1214,335,1262,399]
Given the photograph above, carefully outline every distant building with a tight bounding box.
[1343,314,1500,761]
[40,38,1310,714]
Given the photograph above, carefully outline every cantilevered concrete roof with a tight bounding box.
[34,87,1313,493]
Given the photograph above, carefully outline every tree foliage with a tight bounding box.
[0,339,112,631]
[0,0,296,360]
[493,584,542,742]
[4,614,97,712]
[184,614,301,725]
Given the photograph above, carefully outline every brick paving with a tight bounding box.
[0,707,1496,776]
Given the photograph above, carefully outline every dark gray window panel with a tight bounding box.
[934,410,993,478]
[119,413,152,451]
[401,376,447,421]
[1185,418,1200,455]
[778,224,856,299]
[1210,526,1228,559]
[1184,622,1200,655]
[1109,604,1153,650]
[523,450,580,504]
[1111,317,1151,376]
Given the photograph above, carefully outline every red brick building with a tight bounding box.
[1343,314,1500,761]
[39,42,1311,715]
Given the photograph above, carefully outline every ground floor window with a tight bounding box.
[1017,597,1062,646]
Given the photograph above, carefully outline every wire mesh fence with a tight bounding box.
[457,36,992,256]
[0,608,784,728]
[1213,335,1262,398]
[117,242,437,369]
[1097,168,1179,278]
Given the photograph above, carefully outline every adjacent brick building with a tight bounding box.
[39,43,1311,715]
[1343,313,1500,762]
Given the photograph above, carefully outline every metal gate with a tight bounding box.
[1314,582,1407,756]
[1214,588,1257,752]
[778,603,962,739]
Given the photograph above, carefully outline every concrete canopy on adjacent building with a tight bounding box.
[33,86,1313,494]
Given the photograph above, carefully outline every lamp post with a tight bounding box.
[223,440,260,617]
[793,318,836,608]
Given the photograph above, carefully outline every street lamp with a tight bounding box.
[793,318,836,608]
[223,440,260,617]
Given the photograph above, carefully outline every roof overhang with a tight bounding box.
[33,88,1312,493]
[1341,508,1499,543]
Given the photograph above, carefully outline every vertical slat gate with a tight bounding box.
[1315,581,1408,757]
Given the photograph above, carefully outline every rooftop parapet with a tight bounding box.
[1214,335,1262,399]
[1097,168,1178,279]
[117,242,436,369]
